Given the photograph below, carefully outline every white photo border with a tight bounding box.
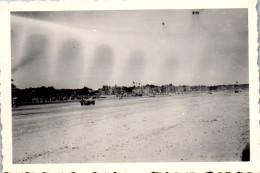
[0,0,259,172]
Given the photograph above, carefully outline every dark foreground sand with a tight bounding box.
[12,90,249,163]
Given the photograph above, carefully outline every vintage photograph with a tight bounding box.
[11,9,249,163]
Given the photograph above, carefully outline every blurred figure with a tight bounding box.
[80,98,84,106]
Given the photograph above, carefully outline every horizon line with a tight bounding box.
[12,83,249,90]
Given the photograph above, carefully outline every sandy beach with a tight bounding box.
[12,90,249,163]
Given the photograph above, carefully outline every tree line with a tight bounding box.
[11,83,249,106]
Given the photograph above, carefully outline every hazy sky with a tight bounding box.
[11,9,248,89]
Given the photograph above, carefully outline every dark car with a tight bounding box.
[80,98,95,106]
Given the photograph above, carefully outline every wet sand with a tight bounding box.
[12,90,249,163]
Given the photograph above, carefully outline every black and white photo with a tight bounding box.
[0,1,259,172]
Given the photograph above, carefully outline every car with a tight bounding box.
[148,94,155,97]
[80,98,95,106]
[85,98,95,105]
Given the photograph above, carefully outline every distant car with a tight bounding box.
[85,98,95,105]
[80,98,95,106]
[149,94,155,97]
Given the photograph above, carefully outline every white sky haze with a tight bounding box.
[11,9,248,89]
